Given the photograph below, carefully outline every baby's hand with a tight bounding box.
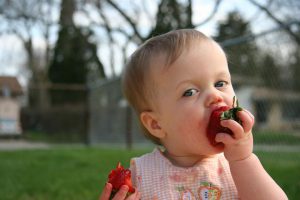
[99,183,140,200]
[215,109,255,162]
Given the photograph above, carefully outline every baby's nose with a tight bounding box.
[205,90,223,107]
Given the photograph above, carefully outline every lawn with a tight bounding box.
[0,146,299,200]
[254,130,300,145]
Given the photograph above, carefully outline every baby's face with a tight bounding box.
[150,40,235,158]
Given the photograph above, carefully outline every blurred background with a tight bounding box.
[0,0,299,147]
[0,0,299,199]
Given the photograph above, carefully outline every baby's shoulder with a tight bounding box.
[131,148,162,164]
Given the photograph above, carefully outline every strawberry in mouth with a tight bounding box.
[207,97,243,146]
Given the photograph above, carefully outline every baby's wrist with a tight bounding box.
[228,153,255,164]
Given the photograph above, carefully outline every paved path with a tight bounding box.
[0,139,50,151]
[0,140,299,152]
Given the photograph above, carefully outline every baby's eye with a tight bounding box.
[215,81,227,88]
[182,89,198,97]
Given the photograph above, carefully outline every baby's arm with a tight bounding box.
[215,110,288,200]
[229,153,287,200]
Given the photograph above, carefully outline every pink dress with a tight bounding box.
[130,148,239,200]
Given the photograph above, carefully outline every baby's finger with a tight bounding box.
[126,191,140,200]
[221,120,244,139]
[136,192,141,200]
[99,183,112,200]
[215,132,235,145]
[237,110,255,133]
[112,185,129,200]
[242,109,255,123]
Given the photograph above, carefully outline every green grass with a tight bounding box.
[23,131,84,143]
[254,131,300,145]
[0,147,299,200]
[0,147,149,200]
[255,151,300,198]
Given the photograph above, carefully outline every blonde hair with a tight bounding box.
[122,29,211,144]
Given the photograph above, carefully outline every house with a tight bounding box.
[0,76,23,135]
[251,87,300,130]
[234,75,300,131]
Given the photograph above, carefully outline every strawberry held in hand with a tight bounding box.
[108,162,135,199]
[207,97,243,146]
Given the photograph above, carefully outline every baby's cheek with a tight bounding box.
[177,117,205,136]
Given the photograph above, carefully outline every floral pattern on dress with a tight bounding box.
[175,182,221,200]
[198,182,221,200]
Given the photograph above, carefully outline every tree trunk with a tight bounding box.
[60,0,76,27]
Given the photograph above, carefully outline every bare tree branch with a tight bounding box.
[248,0,300,45]
[247,0,273,22]
[98,6,116,77]
[76,6,134,41]
[78,2,137,77]
[194,0,223,27]
[141,1,155,27]
[106,0,143,43]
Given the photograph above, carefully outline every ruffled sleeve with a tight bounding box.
[129,158,138,188]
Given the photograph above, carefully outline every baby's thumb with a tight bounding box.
[215,133,235,145]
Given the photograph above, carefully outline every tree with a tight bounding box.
[48,0,105,104]
[78,0,224,76]
[247,0,300,46]
[259,53,281,88]
[148,0,194,37]
[291,47,300,91]
[214,11,258,77]
[0,0,58,108]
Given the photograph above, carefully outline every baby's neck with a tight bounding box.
[163,150,215,168]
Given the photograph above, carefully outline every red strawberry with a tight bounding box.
[108,162,135,199]
[207,97,243,146]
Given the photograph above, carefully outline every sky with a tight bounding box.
[0,0,274,86]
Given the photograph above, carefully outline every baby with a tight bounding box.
[99,29,287,200]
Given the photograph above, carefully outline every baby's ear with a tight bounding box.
[140,111,166,139]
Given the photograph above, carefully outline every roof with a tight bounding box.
[252,87,300,101]
[0,76,23,96]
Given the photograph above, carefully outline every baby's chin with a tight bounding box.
[209,142,225,153]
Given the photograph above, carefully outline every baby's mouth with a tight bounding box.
[206,106,232,146]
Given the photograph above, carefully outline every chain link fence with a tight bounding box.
[88,23,300,149]
[87,78,147,147]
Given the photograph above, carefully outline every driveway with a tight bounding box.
[0,139,50,151]
[0,140,299,152]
